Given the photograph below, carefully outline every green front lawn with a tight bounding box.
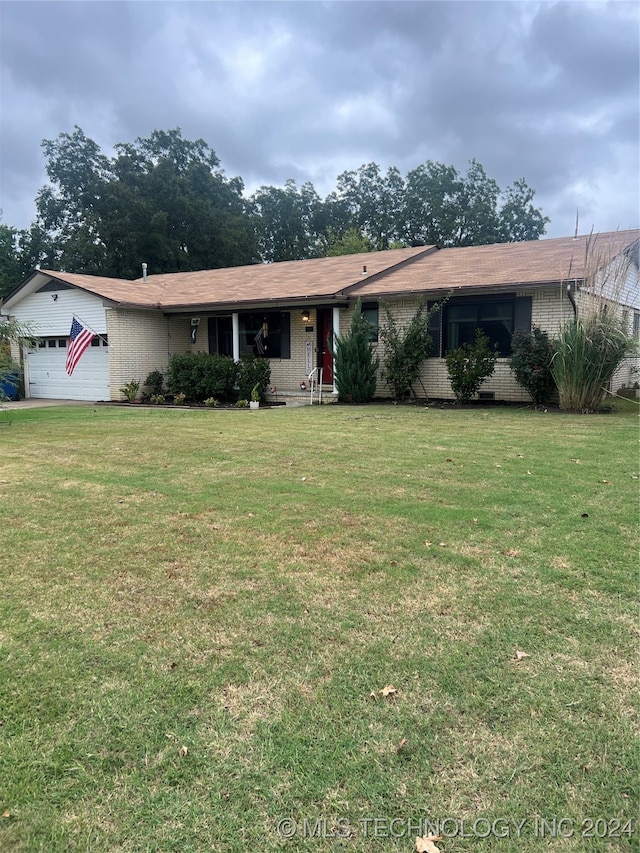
[0,402,637,851]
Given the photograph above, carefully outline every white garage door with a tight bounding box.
[26,337,110,401]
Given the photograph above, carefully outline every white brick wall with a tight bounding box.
[342,288,569,402]
[108,290,636,404]
[107,308,170,400]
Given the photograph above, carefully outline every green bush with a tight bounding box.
[332,299,379,403]
[144,370,165,396]
[445,329,499,403]
[510,326,556,406]
[380,298,446,401]
[167,353,238,403]
[236,355,271,402]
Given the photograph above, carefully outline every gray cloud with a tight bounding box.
[1,0,638,239]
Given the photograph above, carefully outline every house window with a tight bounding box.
[361,301,379,342]
[429,294,531,358]
[238,311,291,359]
[208,317,233,357]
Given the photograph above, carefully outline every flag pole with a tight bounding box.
[72,314,108,346]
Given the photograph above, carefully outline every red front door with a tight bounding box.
[318,310,333,383]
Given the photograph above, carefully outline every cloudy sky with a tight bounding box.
[1,0,638,240]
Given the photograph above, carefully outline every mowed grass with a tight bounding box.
[0,401,637,852]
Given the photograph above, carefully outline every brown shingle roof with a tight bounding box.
[34,270,164,306]
[35,246,429,309]
[30,229,639,310]
[137,246,432,308]
[350,230,640,298]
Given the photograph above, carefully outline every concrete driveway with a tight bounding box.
[1,398,97,410]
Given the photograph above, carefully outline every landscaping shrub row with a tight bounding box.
[142,354,271,405]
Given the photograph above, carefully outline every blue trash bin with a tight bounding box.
[0,372,19,401]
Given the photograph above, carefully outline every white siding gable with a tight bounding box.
[7,284,109,336]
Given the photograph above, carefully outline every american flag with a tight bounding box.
[65,317,95,376]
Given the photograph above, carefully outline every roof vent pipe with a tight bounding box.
[362,265,367,275]
[142,263,147,282]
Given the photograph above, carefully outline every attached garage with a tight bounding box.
[25,336,110,401]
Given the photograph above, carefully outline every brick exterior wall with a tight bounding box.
[113,292,637,404]
[342,287,569,402]
[107,308,170,400]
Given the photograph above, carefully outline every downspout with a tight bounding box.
[566,283,578,319]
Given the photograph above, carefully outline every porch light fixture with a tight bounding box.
[301,309,310,323]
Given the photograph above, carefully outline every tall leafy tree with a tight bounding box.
[0,218,25,298]
[334,163,405,250]
[451,159,501,246]
[498,178,550,242]
[325,227,374,257]
[402,161,462,246]
[250,179,325,262]
[32,127,258,277]
[35,126,112,272]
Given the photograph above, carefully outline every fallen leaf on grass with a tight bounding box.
[505,548,520,557]
[514,650,530,661]
[370,685,398,700]
[416,835,442,853]
[2,810,11,819]
[396,737,408,753]
[424,541,432,548]
[179,745,188,758]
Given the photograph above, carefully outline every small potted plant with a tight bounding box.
[119,380,140,403]
[249,383,260,409]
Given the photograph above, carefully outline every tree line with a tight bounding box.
[0,126,549,297]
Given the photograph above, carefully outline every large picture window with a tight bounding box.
[429,294,531,357]
[238,312,291,359]
[445,299,514,356]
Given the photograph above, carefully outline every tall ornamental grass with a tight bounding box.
[552,315,633,411]
[552,234,638,411]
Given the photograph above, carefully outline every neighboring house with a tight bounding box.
[1,230,638,403]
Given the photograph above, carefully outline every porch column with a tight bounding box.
[232,312,240,362]
[332,305,340,394]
